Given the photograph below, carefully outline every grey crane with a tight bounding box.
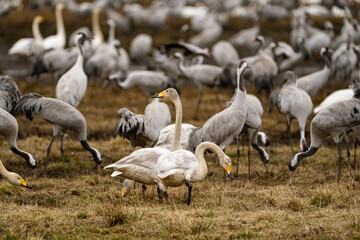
[188,60,249,181]
[115,98,171,151]
[289,80,360,183]
[12,93,101,176]
[0,76,35,168]
[109,70,173,104]
[56,32,90,107]
[277,71,313,153]
[0,108,36,169]
[129,33,153,66]
[0,75,21,112]
[211,40,239,68]
[297,47,333,98]
[331,41,358,82]
[174,52,222,114]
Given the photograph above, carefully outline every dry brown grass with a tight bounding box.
[0,79,359,239]
[1,4,360,239]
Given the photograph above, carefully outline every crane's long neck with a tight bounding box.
[193,142,226,181]
[75,39,84,67]
[170,95,182,151]
[108,23,115,43]
[177,55,187,73]
[92,9,104,45]
[237,68,245,92]
[33,18,43,42]
[0,160,10,177]
[56,7,65,38]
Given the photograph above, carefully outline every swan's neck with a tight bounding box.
[193,142,225,181]
[56,7,65,37]
[0,160,9,178]
[170,95,182,151]
[92,10,104,45]
[33,18,43,42]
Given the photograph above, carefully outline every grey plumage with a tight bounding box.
[115,99,171,151]
[278,71,313,152]
[0,108,36,168]
[0,75,21,112]
[289,80,360,182]
[12,93,101,175]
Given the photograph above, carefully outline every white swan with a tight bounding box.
[0,160,31,188]
[104,88,183,200]
[156,141,233,205]
[8,15,44,57]
[91,7,104,49]
[43,3,66,50]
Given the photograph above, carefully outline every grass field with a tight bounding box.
[0,79,360,239]
[1,3,360,239]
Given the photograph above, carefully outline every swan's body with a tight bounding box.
[8,15,44,58]
[43,3,66,50]
[157,141,233,205]
[314,89,353,114]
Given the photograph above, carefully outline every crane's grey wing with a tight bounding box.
[0,76,21,112]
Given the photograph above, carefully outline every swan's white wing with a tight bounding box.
[157,150,197,179]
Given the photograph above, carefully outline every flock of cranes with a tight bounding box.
[2,0,360,204]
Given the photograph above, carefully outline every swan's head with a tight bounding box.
[219,155,234,180]
[6,172,32,189]
[35,15,44,23]
[121,179,135,197]
[151,88,179,102]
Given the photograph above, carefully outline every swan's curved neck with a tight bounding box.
[0,160,9,177]
[170,95,182,151]
[193,142,226,181]
[92,9,104,45]
[56,7,65,37]
[33,18,43,42]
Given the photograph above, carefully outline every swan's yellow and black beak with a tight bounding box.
[226,165,234,180]
[20,178,32,189]
[121,188,126,197]
[151,90,166,98]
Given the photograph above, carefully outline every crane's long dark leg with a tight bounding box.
[287,116,294,154]
[346,142,351,174]
[337,142,343,180]
[185,181,192,205]
[45,135,56,177]
[194,87,203,116]
[142,184,147,195]
[248,143,251,180]
[236,137,240,177]
[212,87,222,109]
[354,139,358,170]
[157,187,167,203]
[60,133,67,177]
